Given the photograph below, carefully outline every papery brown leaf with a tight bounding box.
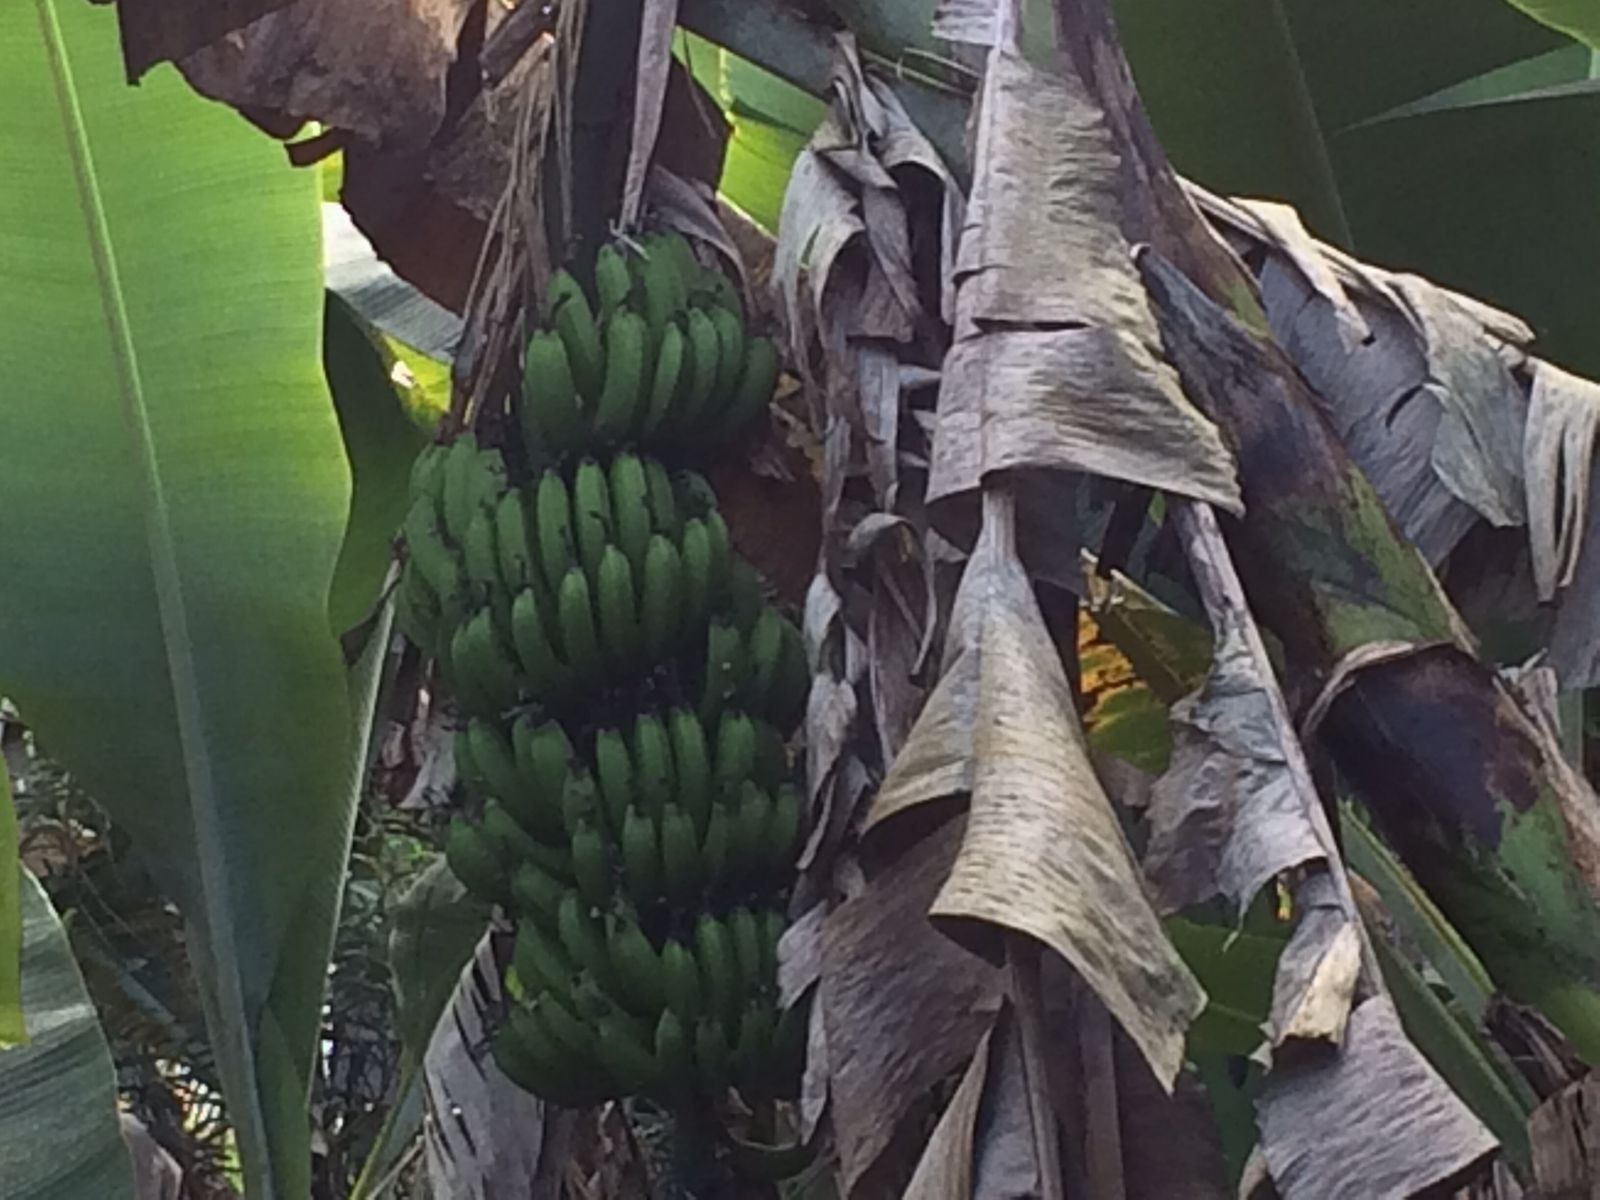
[1268,874,1361,1050]
[921,491,1204,1089]
[115,0,295,80]
[902,1025,991,1200]
[820,816,1003,1195]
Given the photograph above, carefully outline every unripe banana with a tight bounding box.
[514,903,576,994]
[532,989,597,1064]
[728,907,763,997]
[561,766,602,839]
[471,448,510,516]
[765,782,803,875]
[482,800,547,868]
[700,801,731,895]
[592,311,648,445]
[630,712,675,820]
[607,911,665,1015]
[642,456,681,539]
[668,708,712,836]
[452,726,490,796]
[679,308,721,430]
[594,244,633,321]
[441,434,481,544]
[608,451,653,576]
[534,469,579,596]
[511,716,574,841]
[442,622,493,715]
[461,608,521,712]
[596,545,643,672]
[494,1019,574,1102]
[556,891,615,991]
[717,334,779,442]
[732,781,775,882]
[660,802,701,907]
[733,998,777,1096]
[621,805,662,907]
[403,498,465,613]
[640,534,685,661]
[510,1002,588,1083]
[462,506,502,595]
[674,468,718,519]
[593,727,635,834]
[571,820,609,909]
[695,913,740,1027]
[510,861,568,930]
[510,586,576,701]
[641,320,685,439]
[557,566,605,685]
[467,719,521,803]
[745,607,785,713]
[728,559,765,637]
[714,710,758,801]
[445,816,505,902]
[773,617,810,732]
[703,510,732,608]
[572,458,616,588]
[594,1011,661,1096]
[661,939,703,1024]
[707,305,746,413]
[408,442,448,510]
[694,1015,733,1097]
[393,563,442,651]
[573,973,653,1048]
[755,720,789,792]
[523,324,585,461]
[759,908,786,985]
[547,270,605,402]
[680,518,714,630]
[636,240,686,354]
[494,490,536,592]
[700,618,746,726]
[654,1008,693,1095]
[696,265,743,320]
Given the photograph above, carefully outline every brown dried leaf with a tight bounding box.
[1525,360,1600,601]
[178,0,477,151]
[902,1025,992,1200]
[1268,874,1361,1049]
[1112,1048,1231,1200]
[1256,996,1497,1198]
[820,816,1003,1194]
[618,0,680,228]
[115,0,295,80]
[1528,1072,1600,1197]
[970,1004,1045,1200]
[923,491,1204,1090]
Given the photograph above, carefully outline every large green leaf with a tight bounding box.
[0,869,135,1198]
[1498,0,1600,49]
[0,3,360,1194]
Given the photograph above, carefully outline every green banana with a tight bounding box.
[694,1015,733,1096]
[393,563,441,651]
[494,490,535,591]
[408,442,448,509]
[403,498,465,613]
[596,545,643,672]
[679,307,721,429]
[522,332,585,458]
[453,726,489,795]
[444,816,505,902]
[728,559,765,636]
[700,802,731,895]
[441,434,481,544]
[717,334,780,442]
[572,821,610,908]
[532,989,597,1064]
[594,244,633,321]
[754,720,789,792]
[732,782,775,882]
[642,456,681,539]
[460,608,520,712]
[700,618,746,726]
[556,891,614,991]
[511,1002,589,1082]
[572,458,615,586]
[514,906,576,996]
[695,913,740,1026]
[707,304,746,411]
[471,448,510,516]
[494,1020,576,1103]
[714,710,758,801]
[641,320,685,439]
[534,469,579,596]
[594,1012,661,1096]
[654,1009,693,1095]
[745,607,785,712]
[697,265,743,319]
[661,939,703,1024]
[482,800,547,867]
[441,622,490,715]
[607,911,665,1015]
[636,238,687,353]
[561,766,602,838]
[668,708,712,836]
[510,861,569,929]
[510,716,573,841]
[704,510,732,608]
[759,909,786,985]
[640,534,684,661]
[630,712,675,819]
[660,802,701,906]
[773,616,810,731]
[765,782,803,874]
[467,718,521,802]
[728,907,763,997]
[593,727,635,834]
[681,518,714,630]
[674,468,718,519]
[462,506,503,596]
[510,586,576,701]
[608,451,653,575]
[548,269,605,402]
[733,998,777,1096]
[557,566,606,684]
[592,310,649,445]
[621,805,662,908]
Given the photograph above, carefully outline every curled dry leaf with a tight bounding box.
[922,492,1205,1090]
[1268,874,1362,1050]
[115,0,295,80]
[901,1024,991,1200]
[819,815,1003,1195]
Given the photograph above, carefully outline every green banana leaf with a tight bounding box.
[0,754,20,1047]
[0,2,363,1194]
[0,868,135,1198]
[1498,0,1600,49]
[325,293,428,635]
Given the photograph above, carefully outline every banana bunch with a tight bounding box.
[394,233,813,1124]
[522,231,779,462]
